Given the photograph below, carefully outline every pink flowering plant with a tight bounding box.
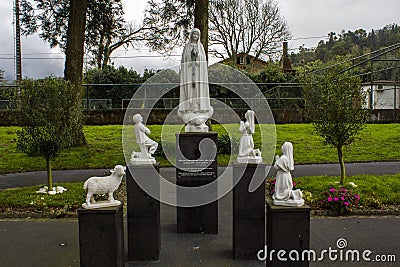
[321,187,361,214]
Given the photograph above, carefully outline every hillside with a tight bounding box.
[290,23,400,66]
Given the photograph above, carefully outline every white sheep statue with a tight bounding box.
[82,165,126,209]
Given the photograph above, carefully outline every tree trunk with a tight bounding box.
[46,157,53,190]
[102,46,111,70]
[337,146,346,185]
[194,0,209,60]
[64,0,88,146]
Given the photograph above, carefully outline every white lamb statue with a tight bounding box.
[82,165,126,209]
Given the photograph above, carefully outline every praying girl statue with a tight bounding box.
[272,142,304,207]
[178,28,213,132]
[237,110,262,163]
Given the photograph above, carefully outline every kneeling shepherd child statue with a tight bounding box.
[272,142,304,207]
[237,110,262,164]
[130,114,158,165]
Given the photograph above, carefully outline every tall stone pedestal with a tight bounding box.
[266,198,311,267]
[126,164,161,261]
[233,163,266,259]
[176,132,218,234]
[78,203,124,267]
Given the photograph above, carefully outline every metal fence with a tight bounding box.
[0,83,305,111]
[3,82,400,110]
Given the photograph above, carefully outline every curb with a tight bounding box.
[311,208,400,217]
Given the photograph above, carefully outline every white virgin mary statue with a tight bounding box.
[178,28,213,132]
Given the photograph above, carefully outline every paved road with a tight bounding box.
[1,161,399,189]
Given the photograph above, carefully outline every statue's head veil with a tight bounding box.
[190,28,201,42]
[281,142,294,170]
[245,110,255,134]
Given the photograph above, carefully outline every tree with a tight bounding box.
[84,66,156,108]
[85,1,150,69]
[194,0,209,59]
[143,0,288,61]
[0,69,4,81]
[20,0,143,69]
[301,62,370,185]
[64,0,87,146]
[209,0,290,61]
[17,78,76,190]
[143,0,209,56]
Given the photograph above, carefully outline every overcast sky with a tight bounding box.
[0,0,399,80]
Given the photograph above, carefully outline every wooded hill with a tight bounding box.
[290,23,400,66]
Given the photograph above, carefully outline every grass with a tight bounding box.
[1,173,399,215]
[0,181,126,216]
[0,124,399,174]
[0,182,85,210]
[289,173,400,208]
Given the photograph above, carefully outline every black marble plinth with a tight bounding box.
[126,164,161,261]
[233,163,266,260]
[78,203,124,267]
[266,198,311,267]
[176,132,218,234]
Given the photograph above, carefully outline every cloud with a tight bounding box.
[2,0,399,80]
[0,1,65,80]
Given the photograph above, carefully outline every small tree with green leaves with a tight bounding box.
[301,63,370,185]
[17,78,76,190]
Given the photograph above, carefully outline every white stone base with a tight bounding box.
[82,200,121,209]
[130,158,156,165]
[273,199,304,207]
[236,156,262,164]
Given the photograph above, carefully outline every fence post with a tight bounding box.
[85,85,89,110]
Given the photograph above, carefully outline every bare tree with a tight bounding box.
[209,0,290,61]
[90,22,149,69]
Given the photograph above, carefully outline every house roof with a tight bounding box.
[217,53,269,65]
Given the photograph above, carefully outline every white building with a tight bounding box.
[362,81,400,109]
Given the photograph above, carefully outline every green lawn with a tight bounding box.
[0,124,399,174]
[0,182,85,210]
[0,181,125,216]
[1,173,399,214]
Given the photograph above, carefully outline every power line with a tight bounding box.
[289,35,328,41]
[0,55,182,60]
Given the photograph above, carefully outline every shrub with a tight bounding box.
[16,78,77,190]
[217,133,240,155]
[321,187,360,215]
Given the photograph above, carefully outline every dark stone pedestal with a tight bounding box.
[233,163,266,260]
[78,203,124,267]
[176,132,218,234]
[266,198,311,267]
[126,164,161,261]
